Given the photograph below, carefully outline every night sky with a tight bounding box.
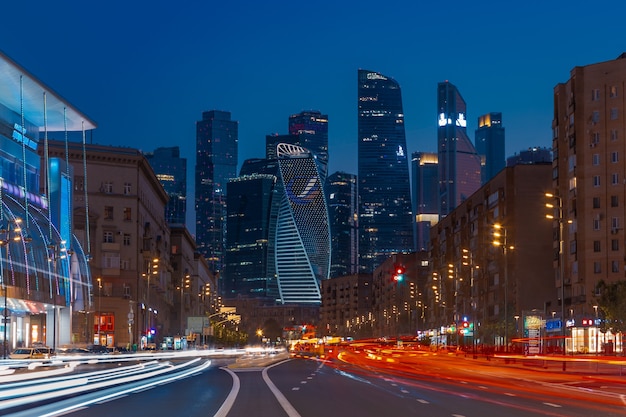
[3,0,626,229]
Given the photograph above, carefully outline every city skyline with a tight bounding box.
[4,1,625,181]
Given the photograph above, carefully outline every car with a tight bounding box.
[9,347,51,360]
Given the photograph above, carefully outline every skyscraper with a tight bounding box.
[411,152,439,251]
[325,171,358,278]
[272,143,330,304]
[289,110,329,178]
[357,69,413,272]
[475,112,505,184]
[145,146,187,224]
[195,110,238,277]
[437,81,482,216]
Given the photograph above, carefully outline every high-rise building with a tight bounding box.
[224,172,277,299]
[411,152,439,251]
[437,81,482,216]
[357,69,413,272]
[325,171,358,278]
[552,53,626,349]
[288,110,329,178]
[271,143,330,304]
[195,110,238,278]
[475,112,505,184]
[145,146,187,224]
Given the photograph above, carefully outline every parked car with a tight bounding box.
[9,347,52,360]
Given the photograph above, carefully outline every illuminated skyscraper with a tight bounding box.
[145,146,187,224]
[475,112,505,184]
[195,110,238,277]
[437,81,481,216]
[325,171,358,278]
[272,143,330,304]
[357,69,413,272]
[411,152,439,251]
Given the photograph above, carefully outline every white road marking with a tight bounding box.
[417,399,429,404]
[543,402,562,408]
[262,361,302,417]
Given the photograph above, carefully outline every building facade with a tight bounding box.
[437,81,482,216]
[320,273,373,338]
[506,147,552,166]
[475,112,505,184]
[325,171,358,278]
[552,53,626,353]
[272,143,330,304]
[412,152,439,252]
[426,164,555,350]
[0,51,94,355]
[145,146,187,225]
[195,110,238,277]
[357,69,413,273]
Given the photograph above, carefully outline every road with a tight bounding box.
[3,349,626,417]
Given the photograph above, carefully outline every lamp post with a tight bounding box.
[493,223,513,353]
[545,192,570,359]
[593,305,599,355]
[0,218,25,358]
[142,257,159,348]
[97,277,102,345]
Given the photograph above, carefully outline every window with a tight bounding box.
[612,217,620,230]
[592,154,600,165]
[612,173,619,185]
[594,262,601,274]
[121,259,130,270]
[123,207,132,221]
[611,195,619,207]
[124,182,132,195]
[610,108,619,120]
[102,182,113,193]
[102,252,120,269]
[612,239,619,251]
[593,175,601,187]
[592,89,600,101]
[611,129,619,141]
[593,218,601,230]
[592,111,600,124]
[103,231,114,243]
[591,132,600,145]
[593,197,600,209]
[104,206,114,220]
[123,285,131,298]
[74,176,85,192]
[123,234,131,246]
[612,151,619,163]
[612,261,619,273]
[593,241,601,252]
[610,85,618,98]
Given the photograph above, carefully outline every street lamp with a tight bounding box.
[493,223,514,352]
[0,218,25,358]
[97,277,102,345]
[142,257,159,347]
[545,192,571,357]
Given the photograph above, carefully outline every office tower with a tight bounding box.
[289,110,329,178]
[224,173,277,299]
[552,53,626,342]
[507,147,552,166]
[266,133,299,160]
[145,146,187,224]
[437,81,482,216]
[272,143,330,304]
[325,171,358,278]
[195,110,238,277]
[411,152,439,251]
[475,112,505,184]
[357,69,413,273]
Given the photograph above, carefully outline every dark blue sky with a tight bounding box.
[3,1,626,180]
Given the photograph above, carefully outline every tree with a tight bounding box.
[594,280,626,354]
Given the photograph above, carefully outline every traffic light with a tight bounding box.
[393,264,405,282]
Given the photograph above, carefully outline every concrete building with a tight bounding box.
[552,53,626,353]
[320,273,373,338]
[426,164,556,350]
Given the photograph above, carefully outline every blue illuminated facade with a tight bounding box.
[145,146,187,225]
[357,69,413,273]
[437,81,481,216]
[475,112,505,184]
[325,171,358,278]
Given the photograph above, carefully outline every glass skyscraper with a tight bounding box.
[357,69,413,273]
[437,81,481,216]
[272,143,330,304]
[195,110,238,276]
[474,112,505,184]
[411,152,439,251]
[325,171,358,278]
[145,146,187,224]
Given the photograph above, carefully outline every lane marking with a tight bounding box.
[543,402,562,408]
[263,361,302,417]
[214,367,240,417]
[292,387,300,391]
[417,399,429,404]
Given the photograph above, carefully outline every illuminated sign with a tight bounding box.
[286,177,320,205]
[396,145,405,158]
[366,72,387,80]
[438,113,467,128]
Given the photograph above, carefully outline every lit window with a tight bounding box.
[123,207,132,221]
[610,86,618,98]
